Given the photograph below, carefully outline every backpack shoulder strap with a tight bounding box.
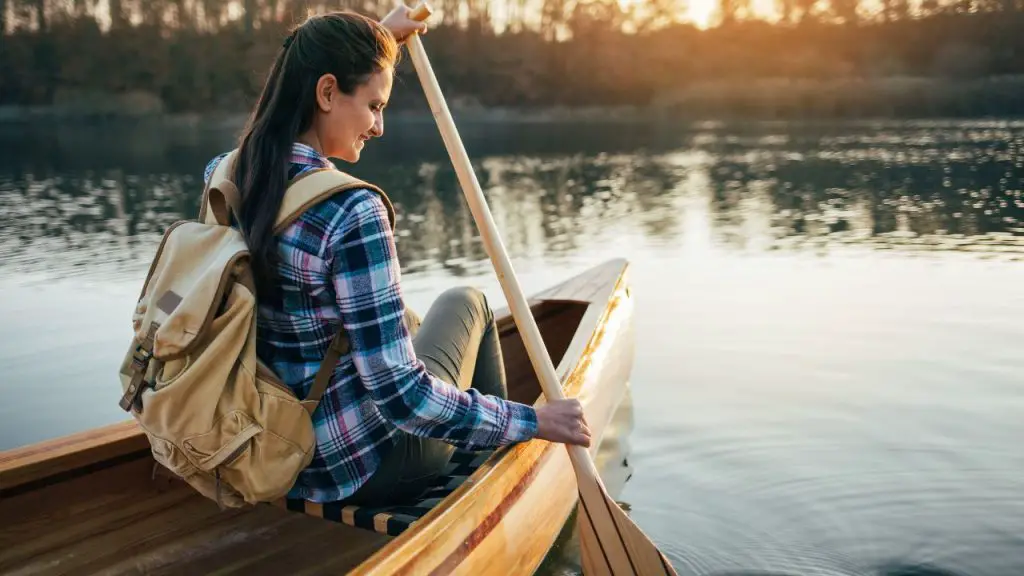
[274,167,396,413]
[301,330,350,414]
[274,167,396,235]
[193,157,392,413]
[198,149,240,225]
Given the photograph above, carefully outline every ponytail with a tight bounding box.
[234,38,309,298]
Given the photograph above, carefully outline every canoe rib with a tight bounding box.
[0,258,634,576]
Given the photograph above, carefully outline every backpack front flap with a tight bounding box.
[118,219,251,413]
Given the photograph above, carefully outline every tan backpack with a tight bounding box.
[117,149,395,508]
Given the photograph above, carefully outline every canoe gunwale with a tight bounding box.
[0,420,150,496]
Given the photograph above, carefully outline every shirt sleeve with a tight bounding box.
[327,190,538,450]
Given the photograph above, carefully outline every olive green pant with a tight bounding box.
[342,286,508,506]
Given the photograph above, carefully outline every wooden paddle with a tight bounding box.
[401,4,678,574]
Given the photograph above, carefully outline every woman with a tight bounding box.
[202,7,591,507]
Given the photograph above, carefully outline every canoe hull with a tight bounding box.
[0,258,636,576]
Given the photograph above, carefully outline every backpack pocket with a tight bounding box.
[146,432,249,507]
[183,411,262,471]
[149,434,199,480]
[182,408,312,504]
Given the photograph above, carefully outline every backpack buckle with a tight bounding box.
[119,323,158,413]
[119,369,148,412]
[131,344,153,370]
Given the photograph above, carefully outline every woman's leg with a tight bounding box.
[413,286,508,399]
[393,286,509,493]
[341,287,508,506]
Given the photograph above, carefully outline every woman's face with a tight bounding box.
[312,67,393,163]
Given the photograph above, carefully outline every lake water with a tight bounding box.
[1,117,1023,576]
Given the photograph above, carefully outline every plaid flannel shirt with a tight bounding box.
[203,143,538,503]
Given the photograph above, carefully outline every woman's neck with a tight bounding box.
[296,130,325,156]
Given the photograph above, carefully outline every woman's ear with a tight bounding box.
[315,73,338,113]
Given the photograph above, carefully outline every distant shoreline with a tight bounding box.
[0,104,677,126]
[2,74,1023,126]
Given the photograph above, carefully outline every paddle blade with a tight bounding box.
[576,478,677,576]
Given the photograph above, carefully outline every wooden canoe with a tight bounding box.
[0,258,637,576]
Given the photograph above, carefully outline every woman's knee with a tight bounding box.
[436,286,491,323]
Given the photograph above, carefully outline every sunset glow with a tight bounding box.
[678,0,781,28]
[612,0,782,29]
[682,0,719,28]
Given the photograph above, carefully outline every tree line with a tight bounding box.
[1,0,1023,115]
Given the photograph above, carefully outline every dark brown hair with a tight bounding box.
[234,11,398,297]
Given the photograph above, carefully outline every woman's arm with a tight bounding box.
[328,190,539,451]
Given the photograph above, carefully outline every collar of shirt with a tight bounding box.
[289,142,335,171]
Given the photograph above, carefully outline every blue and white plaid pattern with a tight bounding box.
[204,143,538,503]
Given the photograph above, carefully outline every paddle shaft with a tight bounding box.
[402,5,601,478]
[401,7,678,575]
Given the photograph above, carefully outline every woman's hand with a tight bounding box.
[380,5,428,43]
[534,398,592,447]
